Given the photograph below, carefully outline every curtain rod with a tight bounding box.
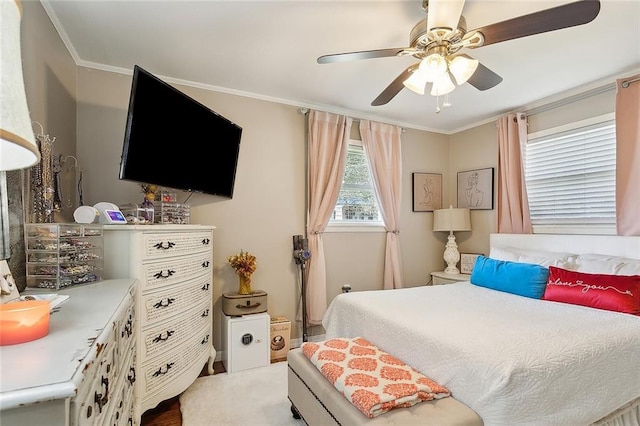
[621,76,640,88]
[297,108,405,132]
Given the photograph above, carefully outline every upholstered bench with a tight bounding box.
[287,348,483,425]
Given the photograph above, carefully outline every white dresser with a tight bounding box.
[0,279,136,426]
[103,224,216,421]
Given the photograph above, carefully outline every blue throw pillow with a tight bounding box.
[470,255,549,299]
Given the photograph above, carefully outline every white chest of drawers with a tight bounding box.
[0,279,136,426]
[103,225,216,421]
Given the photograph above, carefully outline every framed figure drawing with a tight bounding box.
[460,253,483,274]
[412,173,442,212]
[457,167,494,210]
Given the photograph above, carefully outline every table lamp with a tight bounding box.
[433,206,471,274]
[1,0,40,260]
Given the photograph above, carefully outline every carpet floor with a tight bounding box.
[179,361,305,426]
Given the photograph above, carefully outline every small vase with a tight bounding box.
[238,274,253,295]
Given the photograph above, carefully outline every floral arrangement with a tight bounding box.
[141,184,158,202]
[227,250,257,278]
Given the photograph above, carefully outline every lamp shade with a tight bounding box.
[0,0,40,171]
[403,69,428,95]
[449,54,479,85]
[433,206,471,232]
[430,73,456,96]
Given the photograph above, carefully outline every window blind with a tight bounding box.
[524,119,616,226]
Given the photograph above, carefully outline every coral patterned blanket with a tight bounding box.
[301,337,450,418]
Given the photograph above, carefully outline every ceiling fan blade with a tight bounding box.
[371,66,415,106]
[426,0,466,33]
[318,47,408,64]
[467,62,503,91]
[469,0,600,48]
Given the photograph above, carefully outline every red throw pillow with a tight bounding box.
[544,267,640,315]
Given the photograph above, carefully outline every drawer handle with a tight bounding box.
[153,241,176,250]
[154,269,175,279]
[202,261,210,268]
[236,301,261,310]
[201,334,210,345]
[153,330,175,343]
[201,308,210,317]
[202,238,210,245]
[153,298,175,309]
[127,366,136,385]
[152,362,175,377]
[201,283,210,291]
[94,389,108,413]
[122,319,133,338]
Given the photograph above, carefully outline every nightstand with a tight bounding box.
[430,271,471,285]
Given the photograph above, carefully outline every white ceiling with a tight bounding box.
[42,0,640,134]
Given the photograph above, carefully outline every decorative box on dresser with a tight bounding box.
[0,279,137,426]
[102,224,216,421]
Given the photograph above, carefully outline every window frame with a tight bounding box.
[524,113,616,235]
[326,139,386,233]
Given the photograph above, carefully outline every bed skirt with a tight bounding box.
[593,397,640,426]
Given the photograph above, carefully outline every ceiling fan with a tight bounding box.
[317,0,601,106]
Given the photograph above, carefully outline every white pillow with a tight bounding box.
[489,246,577,268]
[574,254,640,275]
[518,254,574,269]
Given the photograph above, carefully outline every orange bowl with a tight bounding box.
[0,300,51,345]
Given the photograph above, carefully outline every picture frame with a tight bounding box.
[457,167,494,210]
[412,172,442,212]
[460,253,483,275]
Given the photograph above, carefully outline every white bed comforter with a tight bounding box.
[322,283,640,426]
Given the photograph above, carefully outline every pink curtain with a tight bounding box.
[615,75,640,236]
[306,110,352,325]
[496,113,532,234]
[359,120,404,289]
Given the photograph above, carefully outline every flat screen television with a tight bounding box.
[119,65,242,198]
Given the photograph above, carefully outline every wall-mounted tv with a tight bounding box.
[119,65,242,198]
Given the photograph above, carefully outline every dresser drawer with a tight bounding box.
[140,330,211,396]
[139,252,211,292]
[74,342,118,426]
[141,232,212,260]
[139,276,211,328]
[140,300,211,361]
[105,346,136,426]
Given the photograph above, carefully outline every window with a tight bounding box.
[524,113,616,234]
[329,140,383,228]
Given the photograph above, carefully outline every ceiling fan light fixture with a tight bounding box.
[403,69,428,95]
[430,73,455,96]
[449,54,479,85]
[418,53,447,82]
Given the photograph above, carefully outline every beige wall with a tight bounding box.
[448,123,498,257]
[7,1,77,288]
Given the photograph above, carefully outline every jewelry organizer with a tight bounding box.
[25,223,103,289]
[154,190,190,224]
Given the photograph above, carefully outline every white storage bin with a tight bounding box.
[222,313,270,373]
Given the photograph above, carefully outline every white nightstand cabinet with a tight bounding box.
[103,225,216,422]
[430,271,471,285]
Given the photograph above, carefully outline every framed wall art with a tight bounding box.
[412,172,442,212]
[457,167,494,210]
[460,253,483,274]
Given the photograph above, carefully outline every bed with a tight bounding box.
[321,233,640,426]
